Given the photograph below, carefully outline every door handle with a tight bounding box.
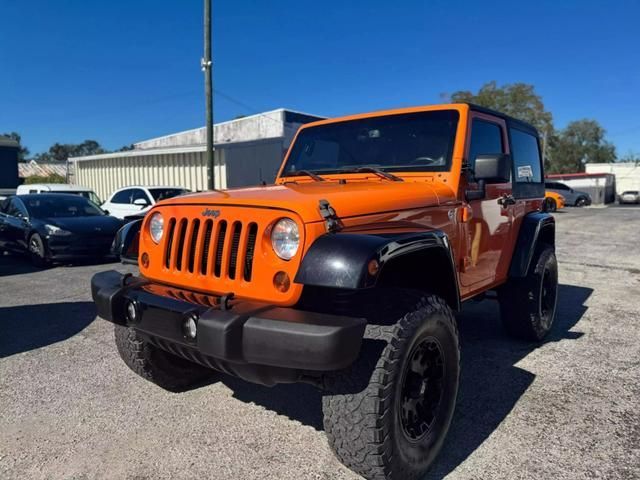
[497,194,516,207]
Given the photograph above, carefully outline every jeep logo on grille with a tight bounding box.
[201,208,221,218]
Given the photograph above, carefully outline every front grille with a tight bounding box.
[163,217,259,282]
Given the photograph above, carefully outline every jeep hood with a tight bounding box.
[162,181,455,223]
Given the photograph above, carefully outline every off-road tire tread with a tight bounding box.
[499,245,557,341]
[114,324,213,391]
[322,291,458,480]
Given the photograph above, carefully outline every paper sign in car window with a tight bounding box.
[517,165,534,179]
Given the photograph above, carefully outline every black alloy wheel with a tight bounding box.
[399,337,445,441]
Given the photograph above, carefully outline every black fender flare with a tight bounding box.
[509,212,555,277]
[112,219,142,265]
[295,229,461,310]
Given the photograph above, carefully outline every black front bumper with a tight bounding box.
[48,235,114,259]
[91,271,366,380]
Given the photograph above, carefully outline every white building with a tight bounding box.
[586,162,640,194]
[69,108,323,201]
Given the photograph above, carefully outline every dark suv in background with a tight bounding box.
[545,181,592,206]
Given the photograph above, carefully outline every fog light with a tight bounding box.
[183,313,198,340]
[273,271,291,293]
[125,300,139,323]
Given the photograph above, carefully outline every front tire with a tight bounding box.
[114,325,215,391]
[499,245,558,341]
[28,233,50,267]
[322,293,460,480]
[575,197,587,207]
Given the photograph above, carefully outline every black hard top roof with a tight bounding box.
[465,103,540,137]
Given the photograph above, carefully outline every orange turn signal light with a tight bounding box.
[141,252,149,268]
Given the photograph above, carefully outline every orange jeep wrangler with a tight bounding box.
[92,103,558,480]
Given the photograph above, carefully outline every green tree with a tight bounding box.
[1,132,30,161]
[619,151,640,164]
[546,120,616,173]
[34,140,107,162]
[449,81,554,139]
[24,174,66,184]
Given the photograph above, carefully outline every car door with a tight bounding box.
[0,199,12,250]
[0,198,30,252]
[105,189,134,219]
[460,114,514,289]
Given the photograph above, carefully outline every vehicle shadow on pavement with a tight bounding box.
[0,254,119,277]
[213,284,592,468]
[221,376,325,430]
[0,302,97,357]
[426,283,593,479]
[0,254,40,276]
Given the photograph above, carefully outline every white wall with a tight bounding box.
[586,162,640,194]
[133,110,287,150]
[73,148,226,201]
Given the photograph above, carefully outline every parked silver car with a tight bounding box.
[619,190,640,204]
[545,181,592,207]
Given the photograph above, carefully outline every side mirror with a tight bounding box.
[133,198,149,207]
[465,154,511,202]
[474,154,511,184]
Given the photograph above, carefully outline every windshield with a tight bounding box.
[23,196,106,218]
[282,110,459,176]
[148,188,189,201]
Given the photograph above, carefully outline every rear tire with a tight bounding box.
[499,245,558,341]
[114,324,215,391]
[322,292,459,480]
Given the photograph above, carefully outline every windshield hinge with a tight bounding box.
[318,199,342,233]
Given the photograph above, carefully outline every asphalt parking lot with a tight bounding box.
[1,206,639,480]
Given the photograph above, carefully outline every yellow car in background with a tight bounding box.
[545,190,565,212]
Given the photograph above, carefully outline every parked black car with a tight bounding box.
[0,194,124,266]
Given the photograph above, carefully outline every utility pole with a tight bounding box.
[203,0,214,190]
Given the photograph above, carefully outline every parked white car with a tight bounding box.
[17,183,102,205]
[102,186,189,219]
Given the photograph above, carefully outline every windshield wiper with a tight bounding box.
[337,167,403,182]
[285,170,325,182]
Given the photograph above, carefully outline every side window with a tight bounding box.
[468,119,504,169]
[8,198,28,217]
[110,189,133,204]
[131,189,151,204]
[510,128,542,183]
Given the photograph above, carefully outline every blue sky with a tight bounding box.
[2,0,639,156]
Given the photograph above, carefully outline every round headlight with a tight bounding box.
[271,218,299,260]
[149,212,164,243]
